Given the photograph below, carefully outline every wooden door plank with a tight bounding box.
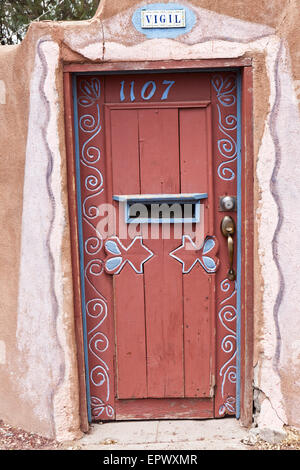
[179,106,215,398]
[114,264,147,399]
[109,108,147,399]
[179,107,208,194]
[143,237,184,398]
[110,108,141,240]
[183,269,213,397]
[115,397,214,420]
[139,108,184,398]
[110,108,140,195]
[139,108,180,194]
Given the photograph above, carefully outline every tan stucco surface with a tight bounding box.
[98,0,300,78]
[0,0,299,440]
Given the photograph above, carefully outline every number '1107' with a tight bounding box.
[120,80,175,102]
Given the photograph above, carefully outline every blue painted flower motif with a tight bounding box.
[212,75,236,107]
[105,257,123,272]
[104,236,154,275]
[219,396,236,416]
[211,74,238,182]
[78,78,101,107]
[105,240,121,256]
[91,396,114,419]
[169,235,219,274]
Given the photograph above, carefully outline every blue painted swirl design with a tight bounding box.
[218,278,237,416]
[78,78,114,419]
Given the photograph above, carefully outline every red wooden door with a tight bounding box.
[74,71,238,421]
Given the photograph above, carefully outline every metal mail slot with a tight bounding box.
[113,193,208,224]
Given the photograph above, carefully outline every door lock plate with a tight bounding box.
[219,196,236,212]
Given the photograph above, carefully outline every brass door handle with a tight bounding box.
[221,215,236,281]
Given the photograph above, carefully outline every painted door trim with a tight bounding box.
[63,58,252,73]
[63,60,254,429]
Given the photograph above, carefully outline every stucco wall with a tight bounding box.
[0,0,299,440]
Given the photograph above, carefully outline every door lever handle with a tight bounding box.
[221,216,236,281]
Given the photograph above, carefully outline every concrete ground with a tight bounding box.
[72,417,250,450]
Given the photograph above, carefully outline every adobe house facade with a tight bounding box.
[0,0,299,442]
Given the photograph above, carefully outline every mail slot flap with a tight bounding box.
[113,193,208,223]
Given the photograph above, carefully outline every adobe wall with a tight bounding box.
[0,0,299,440]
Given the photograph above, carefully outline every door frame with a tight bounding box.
[63,58,254,431]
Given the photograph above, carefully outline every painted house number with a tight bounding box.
[141,9,186,28]
[120,80,175,102]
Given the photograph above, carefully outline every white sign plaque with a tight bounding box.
[141,9,186,28]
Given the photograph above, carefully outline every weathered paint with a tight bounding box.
[73,70,239,420]
[16,39,81,440]
[16,39,64,435]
